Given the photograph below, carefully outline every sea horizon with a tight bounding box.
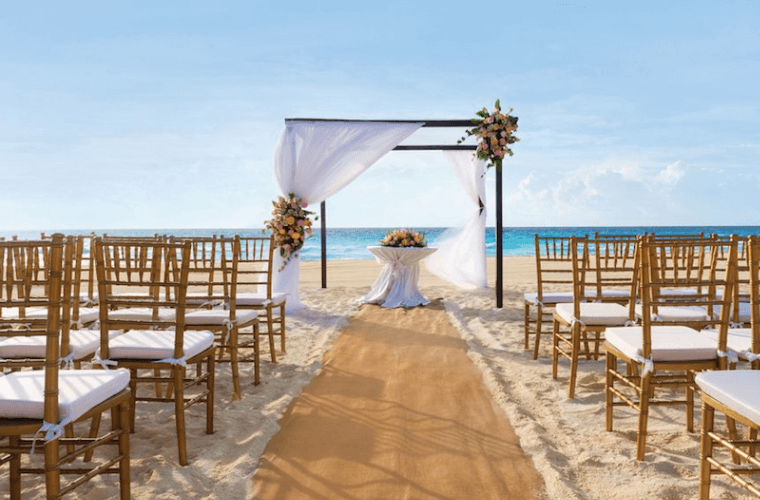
[2,225,758,260]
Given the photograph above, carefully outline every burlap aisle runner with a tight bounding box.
[251,300,545,499]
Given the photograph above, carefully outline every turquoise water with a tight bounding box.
[2,226,758,260]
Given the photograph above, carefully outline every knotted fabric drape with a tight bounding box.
[272,120,424,310]
[425,151,488,290]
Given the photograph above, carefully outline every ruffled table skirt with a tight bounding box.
[360,246,437,308]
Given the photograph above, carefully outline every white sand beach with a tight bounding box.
[2,256,748,499]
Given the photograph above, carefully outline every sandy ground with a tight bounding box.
[2,256,749,499]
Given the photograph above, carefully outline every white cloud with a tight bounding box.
[654,161,685,186]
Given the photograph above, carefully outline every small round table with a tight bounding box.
[360,246,437,308]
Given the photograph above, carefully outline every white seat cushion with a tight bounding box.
[108,307,176,322]
[701,327,756,358]
[1,307,49,320]
[108,329,214,360]
[0,368,130,422]
[235,292,287,307]
[555,302,630,327]
[0,330,123,360]
[714,303,752,324]
[185,292,223,306]
[696,370,760,426]
[523,291,574,305]
[605,325,717,362]
[635,304,712,323]
[76,307,100,324]
[184,309,259,326]
[2,307,99,325]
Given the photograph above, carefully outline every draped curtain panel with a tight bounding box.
[272,120,424,310]
[425,151,488,290]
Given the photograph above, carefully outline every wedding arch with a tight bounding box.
[272,118,508,309]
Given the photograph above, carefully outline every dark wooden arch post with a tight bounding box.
[495,167,503,308]
[321,201,327,288]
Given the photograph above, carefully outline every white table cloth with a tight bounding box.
[360,246,437,308]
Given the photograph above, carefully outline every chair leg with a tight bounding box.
[279,303,286,353]
[44,434,61,499]
[229,326,241,401]
[174,366,188,466]
[266,307,277,363]
[551,318,560,379]
[686,370,695,433]
[207,353,215,435]
[129,369,138,433]
[523,303,531,350]
[10,435,21,500]
[118,399,131,500]
[254,322,261,386]
[83,411,103,462]
[699,401,715,500]
[532,305,543,360]
[726,416,742,464]
[605,352,616,432]
[636,371,652,461]
[568,323,581,399]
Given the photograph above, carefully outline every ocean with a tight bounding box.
[2,226,759,260]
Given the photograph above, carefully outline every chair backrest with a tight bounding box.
[173,235,240,312]
[590,235,638,302]
[95,237,191,361]
[236,235,275,297]
[637,235,738,362]
[533,234,587,302]
[0,234,67,424]
[746,235,760,366]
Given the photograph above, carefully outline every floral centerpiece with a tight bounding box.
[264,192,316,267]
[379,228,427,248]
[458,99,519,171]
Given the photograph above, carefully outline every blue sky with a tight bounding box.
[1,1,759,231]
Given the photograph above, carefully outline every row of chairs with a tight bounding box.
[524,233,760,498]
[0,233,286,498]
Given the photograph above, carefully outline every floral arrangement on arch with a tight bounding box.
[264,192,316,266]
[458,99,519,171]
[379,228,427,248]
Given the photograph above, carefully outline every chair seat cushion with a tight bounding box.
[0,330,122,360]
[696,371,760,426]
[0,307,99,325]
[235,292,287,307]
[0,368,130,422]
[185,292,223,307]
[714,302,752,324]
[605,325,717,362]
[635,305,712,322]
[76,307,100,324]
[108,329,215,360]
[184,309,259,326]
[523,292,574,306]
[555,302,630,326]
[701,327,756,358]
[108,307,176,322]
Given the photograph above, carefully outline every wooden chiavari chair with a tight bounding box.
[605,235,737,461]
[523,235,584,360]
[0,234,131,499]
[552,236,633,398]
[94,236,215,466]
[234,235,286,363]
[695,235,760,498]
[179,235,260,400]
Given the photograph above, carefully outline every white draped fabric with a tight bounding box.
[425,151,488,290]
[272,120,424,310]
